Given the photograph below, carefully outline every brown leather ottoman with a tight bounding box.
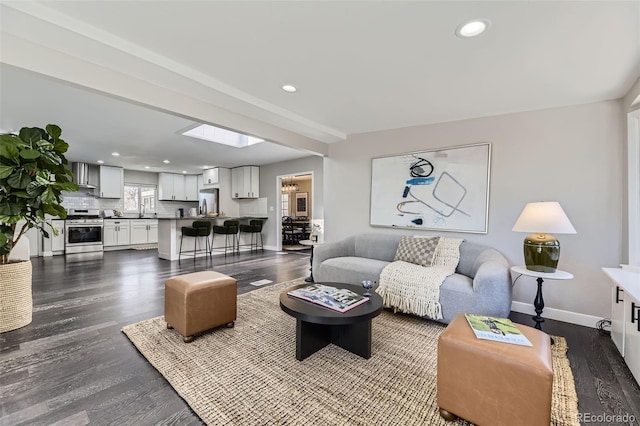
[165,271,237,342]
[437,313,553,426]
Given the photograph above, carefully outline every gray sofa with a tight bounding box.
[312,233,512,324]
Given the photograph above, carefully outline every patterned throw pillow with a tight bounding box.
[394,235,441,267]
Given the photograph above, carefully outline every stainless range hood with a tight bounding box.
[71,162,96,189]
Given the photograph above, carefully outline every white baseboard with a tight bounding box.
[511,301,602,329]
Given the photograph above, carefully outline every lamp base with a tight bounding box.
[523,233,559,273]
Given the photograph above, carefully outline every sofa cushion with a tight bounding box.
[394,235,440,266]
[317,257,390,286]
[353,234,402,262]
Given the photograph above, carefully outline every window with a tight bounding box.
[124,183,157,214]
[281,193,289,217]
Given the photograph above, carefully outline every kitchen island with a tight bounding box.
[157,216,267,261]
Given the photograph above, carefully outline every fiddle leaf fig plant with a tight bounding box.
[0,124,78,264]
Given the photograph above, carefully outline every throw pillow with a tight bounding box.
[394,235,441,267]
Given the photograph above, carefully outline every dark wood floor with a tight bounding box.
[1,250,638,426]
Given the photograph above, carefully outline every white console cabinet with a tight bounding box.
[603,267,640,383]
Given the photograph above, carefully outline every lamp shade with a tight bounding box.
[512,202,576,234]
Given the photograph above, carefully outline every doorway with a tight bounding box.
[279,173,313,251]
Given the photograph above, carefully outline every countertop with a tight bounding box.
[156,216,268,221]
[104,217,158,220]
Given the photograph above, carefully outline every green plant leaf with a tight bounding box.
[19,127,45,146]
[40,186,56,204]
[0,202,22,215]
[19,149,41,160]
[0,164,14,179]
[40,150,62,166]
[0,135,20,163]
[53,139,69,153]
[46,124,61,141]
[12,191,31,198]
[7,169,31,189]
[55,181,79,192]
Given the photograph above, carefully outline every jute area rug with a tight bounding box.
[122,278,579,426]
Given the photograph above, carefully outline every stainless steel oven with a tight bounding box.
[65,209,104,254]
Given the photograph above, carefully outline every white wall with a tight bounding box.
[324,100,624,322]
[260,155,324,248]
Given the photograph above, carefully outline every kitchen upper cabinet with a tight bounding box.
[231,166,259,199]
[202,168,219,187]
[130,219,158,244]
[99,166,124,199]
[104,219,130,247]
[158,173,198,201]
[185,175,198,201]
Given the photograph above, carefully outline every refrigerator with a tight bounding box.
[198,188,219,216]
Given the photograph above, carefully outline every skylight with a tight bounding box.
[182,124,264,148]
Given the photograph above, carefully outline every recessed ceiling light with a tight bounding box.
[97,160,104,164]
[282,84,297,93]
[182,170,187,174]
[111,152,120,156]
[163,160,170,164]
[456,19,490,38]
[144,166,150,169]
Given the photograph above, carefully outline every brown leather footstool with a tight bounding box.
[165,271,237,343]
[437,313,553,426]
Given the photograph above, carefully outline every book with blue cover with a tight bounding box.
[287,284,369,313]
[465,314,533,346]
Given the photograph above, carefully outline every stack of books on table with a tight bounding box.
[287,284,369,313]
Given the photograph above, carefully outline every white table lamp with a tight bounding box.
[512,201,576,272]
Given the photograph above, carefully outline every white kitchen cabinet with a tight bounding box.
[625,292,640,382]
[50,219,65,253]
[612,284,626,354]
[185,175,198,201]
[130,219,158,244]
[98,166,124,198]
[159,173,198,201]
[202,168,219,187]
[603,267,640,384]
[231,166,259,198]
[14,221,41,257]
[104,219,130,247]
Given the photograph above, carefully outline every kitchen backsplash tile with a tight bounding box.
[61,191,197,217]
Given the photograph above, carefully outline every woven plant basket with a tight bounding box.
[0,260,33,333]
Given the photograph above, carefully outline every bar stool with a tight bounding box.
[179,220,212,262]
[212,220,239,256]
[239,219,264,252]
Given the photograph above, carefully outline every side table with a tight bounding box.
[510,266,573,335]
[299,239,323,282]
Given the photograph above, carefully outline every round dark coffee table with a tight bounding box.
[279,283,383,361]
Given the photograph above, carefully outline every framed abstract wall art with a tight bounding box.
[370,143,491,233]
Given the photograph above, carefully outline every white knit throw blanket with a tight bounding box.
[377,237,463,319]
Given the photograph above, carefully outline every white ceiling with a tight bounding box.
[1,1,639,174]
